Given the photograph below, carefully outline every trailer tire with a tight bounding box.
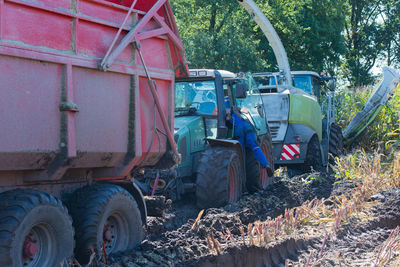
[196,146,243,209]
[287,135,322,177]
[246,134,275,193]
[0,189,74,267]
[68,184,144,263]
[329,124,344,161]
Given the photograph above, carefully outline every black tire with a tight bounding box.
[68,184,144,263]
[196,146,243,209]
[0,189,74,267]
[287,135,322,177]
[246,134,275,193]
[329,123,344,161]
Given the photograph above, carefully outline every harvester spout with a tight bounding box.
[237,0,292,86]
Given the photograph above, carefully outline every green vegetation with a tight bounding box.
[335,83,400,150]
[171,0,400,87]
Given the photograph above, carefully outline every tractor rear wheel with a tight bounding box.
[0,189,74,267]
[68,184,144,263]
[196,146,243,209]
[329,123,344,161]
[246,134,275,193]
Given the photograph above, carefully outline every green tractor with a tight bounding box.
[135,69,274,208]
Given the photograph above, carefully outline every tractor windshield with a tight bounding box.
[175,80,217,116]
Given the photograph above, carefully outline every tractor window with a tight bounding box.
[175,80,217,115]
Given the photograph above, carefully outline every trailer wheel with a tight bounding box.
[196,146,243,208]
[68,184,144,263]
[329,123,344,161]
[287,135,322,177]
[246,134,275,193]
[0,189,74,267]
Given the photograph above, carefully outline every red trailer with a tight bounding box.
[0,0,188,265]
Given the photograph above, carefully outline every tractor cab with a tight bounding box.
[174,70,269,140]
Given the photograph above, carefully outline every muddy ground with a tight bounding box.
[110,173,400,266]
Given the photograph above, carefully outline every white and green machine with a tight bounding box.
[239,0,399,175]
[253,71,342,175]
[238,0,343,174]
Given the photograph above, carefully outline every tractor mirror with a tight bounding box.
[235,83,247,98]
[327,80,336,91]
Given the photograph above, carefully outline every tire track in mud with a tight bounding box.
[113,176,399,267]
[113,174,334,266]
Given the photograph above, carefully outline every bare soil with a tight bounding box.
[111,173,400,266]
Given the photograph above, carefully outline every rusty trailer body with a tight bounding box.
[0,0,187,265]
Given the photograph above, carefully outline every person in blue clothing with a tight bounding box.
[225,103,274,177]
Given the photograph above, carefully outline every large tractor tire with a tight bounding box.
[196,146,243,209]
[0,189,74,267]
[246,134,275,193]
[329,123,344,160]
[287,135,322,177]
[68,184,144,263]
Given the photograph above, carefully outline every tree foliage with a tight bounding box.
[171,0,399,87]
[340,0,400,87]
[171,0,346,74]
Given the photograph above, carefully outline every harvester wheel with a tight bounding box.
[68,184,144,263]
[287,135,322,177]
[0,189,74,267]
[246,134,275,193]
[329,123,344,161]
[196,146,243,208]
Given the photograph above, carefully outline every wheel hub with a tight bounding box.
[23,236,37,260]
[103,218,117,253]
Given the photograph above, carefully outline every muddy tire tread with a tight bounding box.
[329,124,344,160]
[0,189,74,266]
[67,183,143,263]
[196,146,242,209]
[246,134,275,193]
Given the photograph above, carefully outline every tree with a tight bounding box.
[340,0,400,87]
[171,0,271,72]
[379,0,400,67]
[171,0,346,75]
[254,0,346,75]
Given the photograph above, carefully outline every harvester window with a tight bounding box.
[293,75,312,95]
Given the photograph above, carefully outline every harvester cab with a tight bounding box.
[136,69,275,208]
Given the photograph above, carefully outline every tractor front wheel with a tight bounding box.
[196,146,243,209]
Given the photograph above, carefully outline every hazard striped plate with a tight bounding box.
[280,144,300,160]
